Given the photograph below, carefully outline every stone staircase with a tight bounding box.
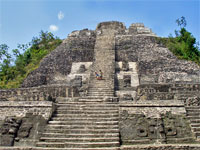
[36,23,121,149]
[36,101,120,150]
[79,26,117,103]
[186,106,200,140]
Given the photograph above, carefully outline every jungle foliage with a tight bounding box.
[0,31,62,89]
[156,16,200,65]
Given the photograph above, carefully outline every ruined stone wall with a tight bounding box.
[0,145,200,150]
[136,84,200,102]
[121,145,200,150]
[21,29,95,88]
[115,35,200,84]
[0,85,79,101]
[0,102,53,147]
[119,101,195,145]
[0,101,54,121]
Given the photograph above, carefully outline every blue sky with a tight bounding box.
[0,0,199,51]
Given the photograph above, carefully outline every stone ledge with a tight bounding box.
[119,100,184,107]
[0,144,200,150]
[121,144,200,150]
[0,101,53,107]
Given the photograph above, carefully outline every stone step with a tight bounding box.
[64,142,119,148]
[56,102,118,106]
[89,82,108,85]
[56,108,118,111]
[87,91,114,94]
[191,123,200,127]
[88,88,114,91]
[186,109,200,112]
[192,127,200,132]
[35,147,120,150]
[56,104,118,107]
[47,122,118,127]
[86,94,114,97]
[187,116,200,120]
[41,133,119,138]
[49,117,118,122]
[186,112,200,116]
[56,107,119,110]
[87,92,114,94]
[78,99,105,102]
[185,106,200,109]
[78,98,115,102]
[195,132,200,136]
[51,114,118,118]
[45,125,118,130]
[191,119,200,123]
[47,121,118,126]
[36,142,65,148]
[86,95,114,98]
[47,120,118,125]
[54,110,118,115]
[43,128,119,134]
[56,106,118,110]
[40,137,119,143]
[37,142,119,148]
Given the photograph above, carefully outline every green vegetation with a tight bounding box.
[0,31,62,89]
[156,16,200,65]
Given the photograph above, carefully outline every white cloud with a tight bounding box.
[58,11,64,20]
[49,25,58,32]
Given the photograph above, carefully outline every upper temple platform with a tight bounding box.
[95,21,156,36]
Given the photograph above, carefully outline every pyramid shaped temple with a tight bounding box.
[0,21,200,150]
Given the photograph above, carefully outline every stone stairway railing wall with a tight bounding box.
[136,84,200,101]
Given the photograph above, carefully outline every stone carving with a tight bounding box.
[120,110,194,144]
[0,117,21,146]
[78,64,87,73]
[185,96,200,106]
[122,61,129,71]
[123,75,131,87]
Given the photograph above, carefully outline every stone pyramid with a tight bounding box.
[0,21,200,150]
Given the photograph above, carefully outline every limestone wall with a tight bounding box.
[1,144,200,150]
[0,101,53,121]
[136,84,200,102]
[21,29,95,88]
[119,101,195,145]
[0,85,79,101]
[115,35,200,84]
[121,145,200,150]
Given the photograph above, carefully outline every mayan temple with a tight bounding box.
[0,21,200,150]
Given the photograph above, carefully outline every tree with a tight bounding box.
[169,16,200,64]
[0,44,11,61]
[0,31,62,89]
